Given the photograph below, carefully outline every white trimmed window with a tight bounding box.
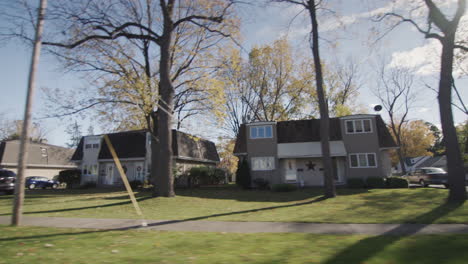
[349,153,377,168]
[251,157,275,171]
[250,125,273,139]
[346,119,372,134]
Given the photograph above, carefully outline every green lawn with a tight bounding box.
[0,187,467,224]
[1,225,468,264]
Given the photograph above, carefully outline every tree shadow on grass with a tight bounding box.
[0,197,153,216]
[345,188,449,215]
[0,196,331,242]
[0,226,129,242]
[323,200,466,264]
[175,187,368,203]
[145,196,329,226]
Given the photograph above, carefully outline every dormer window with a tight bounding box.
[250,125,273,139]
[346,119,372,134]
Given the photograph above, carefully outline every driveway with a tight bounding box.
[409,184,468,190]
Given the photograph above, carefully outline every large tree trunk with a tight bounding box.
[397,148,407,175]
[394,132,407,175]
[153,1,175,197]
[439,34,466,201]
[150,112,161,196]
[307,0,336,198]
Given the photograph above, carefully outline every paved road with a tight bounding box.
[1,216,468,235]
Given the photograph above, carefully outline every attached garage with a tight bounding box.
[0,140,77,179]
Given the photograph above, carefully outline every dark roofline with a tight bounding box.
[86,129,148,137]
[234,114,397,153]
[173,130,215,147]
[0,139,72,150]
[71,129,219,162]
[276,117,341,125]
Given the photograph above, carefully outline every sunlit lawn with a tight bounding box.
[0,186,467,223]
[1,225,468,264]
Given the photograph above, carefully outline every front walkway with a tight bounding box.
[1,216,468,235]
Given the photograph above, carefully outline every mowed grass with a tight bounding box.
[1,225,468,264]
[0,186,467,223]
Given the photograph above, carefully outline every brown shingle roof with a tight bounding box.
[375,115,398,148]
[98,131,147,159]
[233,124,247,154]
[71,130,219,163]
[277,118,342,143]
[70,138,84,161]
[173,130,220,162]
[0,140,75,166]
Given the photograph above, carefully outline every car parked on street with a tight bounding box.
[0,169,16,195]
[407,167,448,188]
[25,176,60,190]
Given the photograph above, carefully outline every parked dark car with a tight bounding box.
[407,167,448,188]
[25,176,59,190]
[0,169,16,195]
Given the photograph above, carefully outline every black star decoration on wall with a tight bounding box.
[306,161,316,171]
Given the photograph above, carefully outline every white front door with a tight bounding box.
[135,162,144,182]
[105,163,114,185]
[309,159,324,186]
[335,158,345,183]
[284,159,297,182]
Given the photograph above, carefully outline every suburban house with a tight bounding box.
[71,130,220,186]
[393,156,428,174]
[233,114,397,186]
[393,155,448,174]
[0,140,77,179]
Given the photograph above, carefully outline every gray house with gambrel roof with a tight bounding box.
[234,114,397,186]
[71,130,220,186]
[0,140,76,179]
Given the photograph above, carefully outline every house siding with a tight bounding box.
[340,116,384,180]
[234,115,397,187]
[73,131,219,186]
[380,150,392,177]
[96,160,146,186]
[245,123,280,185]
[5,167,66,179]
[0,140,77,179]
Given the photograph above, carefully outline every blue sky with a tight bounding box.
[0,0,466,147]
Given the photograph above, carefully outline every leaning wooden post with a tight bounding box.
[103,135,147,227]
[12,0,48,226]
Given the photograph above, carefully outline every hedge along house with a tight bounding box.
[233,114,398,187]
[71,130,220,186]
[0,140,77,179]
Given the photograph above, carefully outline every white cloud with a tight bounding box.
[389,35,468,77]
[321,0,460,33]
[388,39,441,75]
[417,107,430,113]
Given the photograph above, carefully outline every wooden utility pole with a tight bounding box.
[12,0,48,226]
